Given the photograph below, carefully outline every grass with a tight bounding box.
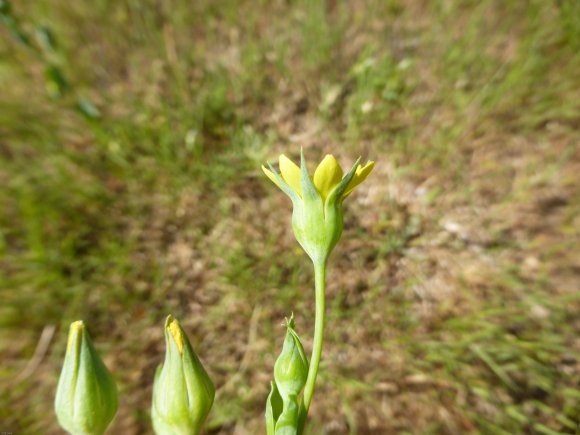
[1,0,579,433]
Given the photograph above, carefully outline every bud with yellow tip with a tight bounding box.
[151,315,215,435]
[54,320,118,435]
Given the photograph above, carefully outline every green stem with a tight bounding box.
[299,259,326,432]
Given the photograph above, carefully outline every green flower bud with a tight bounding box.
[54,321,118,435]
[151,315,215,435]
[266,317,308,435]
[273,316,308,400]
[262,150,374,265]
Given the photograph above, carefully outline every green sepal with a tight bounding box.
[290,150,331,264]
[266,381,284,435]
[325,156,361,207]
[275,394,300,435]
[299,148,322,203]
[267,162,300,204]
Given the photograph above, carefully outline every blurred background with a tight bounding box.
[1,0,579,433]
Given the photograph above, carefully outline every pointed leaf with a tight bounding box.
[266,381,284,435]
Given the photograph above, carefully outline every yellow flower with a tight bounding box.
[262,154,374,202]
[262,150,374,264]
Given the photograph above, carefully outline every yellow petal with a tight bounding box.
[343,161,375,197]
[313,154,343,201]
[167,318,184,354]
[262,165,281,188]
[279,154,302,196]
[67,320,84,355]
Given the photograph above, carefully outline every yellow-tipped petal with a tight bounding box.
[167,318,184,354]
[344,161,375,197]
[262,165,282,188]
[313,154,343,201]
[279,154,302,196]
[66,320,84,355]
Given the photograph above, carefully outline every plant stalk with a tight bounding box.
[298,259,326,433]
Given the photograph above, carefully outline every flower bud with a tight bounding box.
[273,316,308,401]
[266,317,308,435]
[54,320,118,435]
[151,315,215,435]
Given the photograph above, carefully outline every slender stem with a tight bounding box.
[299,259,326,431]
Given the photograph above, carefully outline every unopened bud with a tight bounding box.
[273,316,308,400]
[54,321,118,435]
[151,315,215,435]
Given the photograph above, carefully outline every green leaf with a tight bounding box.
[35,25,57,51]
[266,381,284,435]
[77,96,101,120]
[44,65,68,99]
